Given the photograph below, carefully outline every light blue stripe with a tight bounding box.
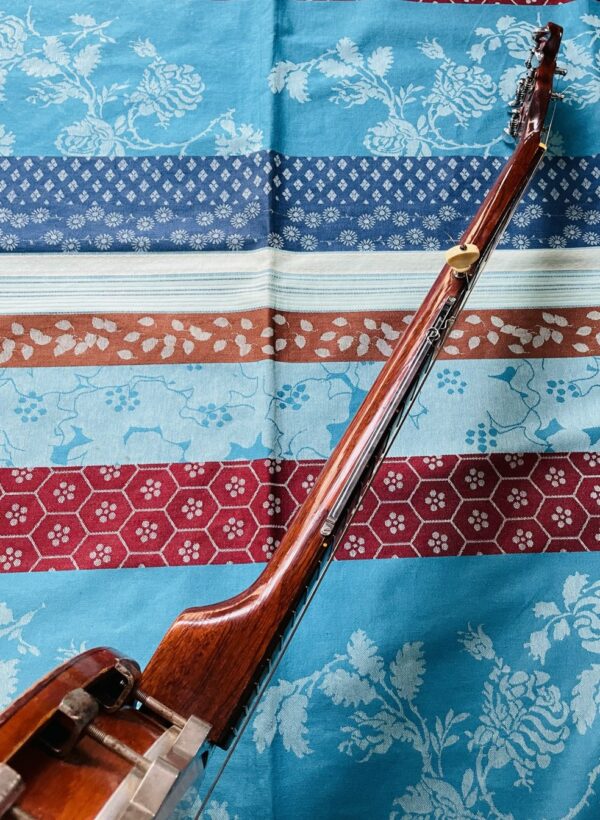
[0,2,594,157]
[1,357,598,467]
[2,554,600,818]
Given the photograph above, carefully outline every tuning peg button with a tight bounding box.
[555,67,567,77]
[550,91,565,101]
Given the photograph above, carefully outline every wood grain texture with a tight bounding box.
[140,23,563,748]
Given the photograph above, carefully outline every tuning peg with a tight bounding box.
[532,27,548,40]
[550,91,565,101]
[555,66,567,76]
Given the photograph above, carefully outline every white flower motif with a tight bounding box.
[267,232,284,249]
[358,214,376,230]
[392,211,410,227]
[357,239,376,252]
[300,234,318,251]
[105,212,123,227]
[287,206,304,223]
[99,465,122,482]
[261,535,280,559]
[141,478,162,501]
[170,229,189,245]
[545,466,566,488]
[196,212,214,227]
[323,207,340,222]
[226,234,245,250]
[43,229,63,245]
[10,468,33,484]
[61,238,80,253]
[135,519,159,543]
[283,225,301,241]
[0,234,18,251]
[504,453,524,469]
[427,531,448,554]
[467,509,489,531]
[231,213,248,229]
[387,234,405,250]
[383,470,404,493]
[181,497,203,521]
[132,236,152,252]
[89,543,113,567]
[304,212,322,229]
[224,476,246,499]
[94,233,113,250]
[342,533,366,557]
[423,456,443,471]
[0,545,22,571]
[424,489,445,512]
[507,487,528,510]
[189,233,207,250]
[222,516,244,539]
[384,510,405,535]
[262,493,281,517]
[338,230,358,247]
[301,473,316,492]
[10,213,28,228]
[178,539,201,563]
[52,481,76,505]
[207,228,225,244]
[66,215,86,230]
[465,468,485,491]
[184,462,205,479]
[47,523,71,548]
[551,506,573,528]
[264,458,282,475]
[422,214,440,230]
[512,528,534,551]
[406,228,424,245]
[5,504,27,527]
[136,216,155,232]
[86,205,105,222]
[374,205,391,221]
[154,207,173,223]
[214,204,233,218]
[95,500,117,524]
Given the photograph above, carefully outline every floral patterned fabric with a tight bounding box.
[0,1,600,818]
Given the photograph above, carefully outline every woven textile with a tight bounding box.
[0,2,599,817]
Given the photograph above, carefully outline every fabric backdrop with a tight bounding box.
[0,1,599,818]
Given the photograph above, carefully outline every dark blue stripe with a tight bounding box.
[0,153,597,253]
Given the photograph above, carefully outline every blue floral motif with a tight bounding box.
[436,368,466,396]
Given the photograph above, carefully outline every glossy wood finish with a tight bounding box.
[0,23,564,818]
[0,649,166,819]
[141,24,563,748]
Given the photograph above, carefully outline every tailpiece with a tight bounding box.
[0,23,564,820]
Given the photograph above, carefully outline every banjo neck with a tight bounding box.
[0,22,563,820]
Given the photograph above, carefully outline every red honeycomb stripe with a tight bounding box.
[0,453,598,571]
[0,308,598,367]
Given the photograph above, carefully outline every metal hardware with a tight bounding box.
[92,658,141,713]
[42,687,99,756]
[42,688,149,771]
[532,27,548,40]
[86,722,151,772]
[319,293,461,539]
[0,764,24,815]
[95,716,212,820]
[134,689,186,730]
[7,807,37,820]
[550,91,565,101]
[555,66,567,76]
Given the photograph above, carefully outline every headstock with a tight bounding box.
[505,22,565,144]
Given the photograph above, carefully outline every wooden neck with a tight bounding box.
[139,135,550,750]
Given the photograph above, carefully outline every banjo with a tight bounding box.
[0,22,564,820]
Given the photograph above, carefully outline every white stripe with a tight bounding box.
[1,248,598,313]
